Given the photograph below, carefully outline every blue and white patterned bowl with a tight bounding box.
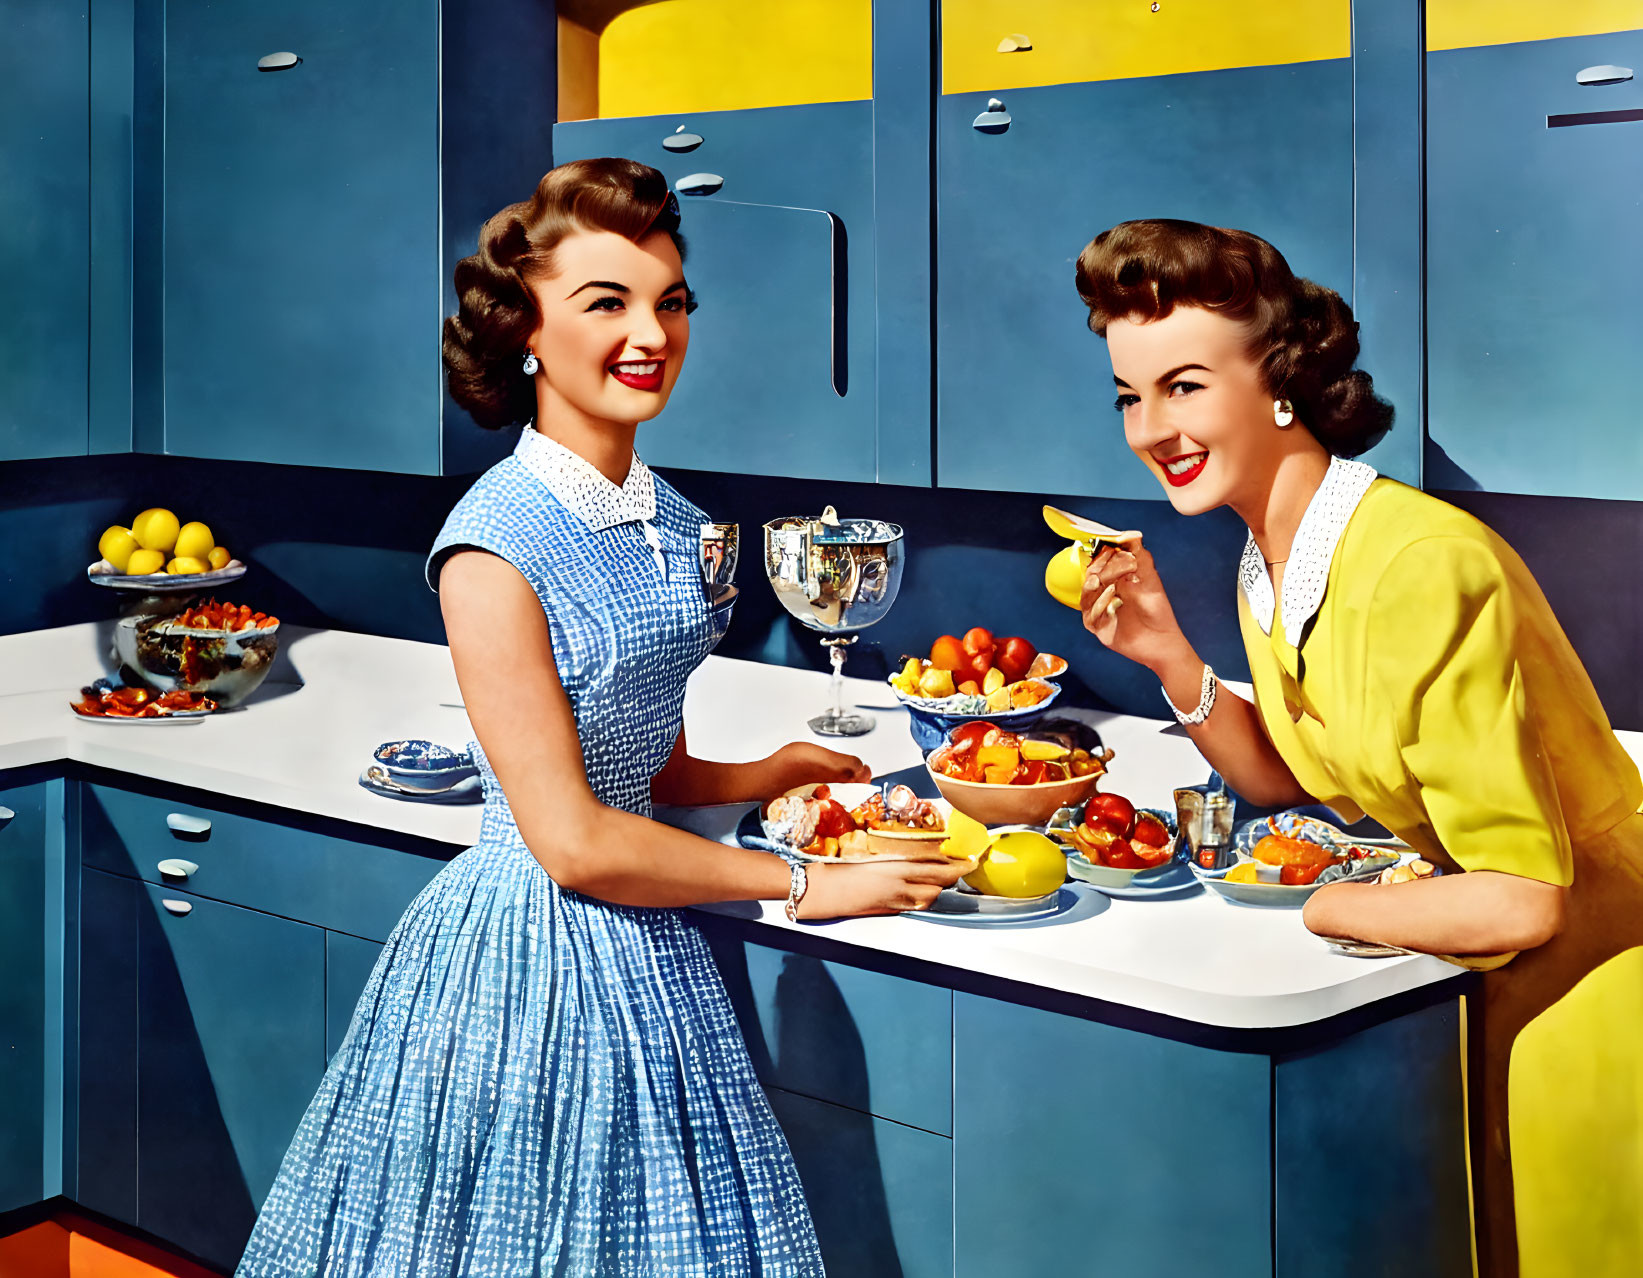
[372,739,477,791]
[898,681,1064,753]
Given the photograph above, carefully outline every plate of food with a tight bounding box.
[71,679,216,722]
[1191,816,1417,907]
[1052,796,1199,897]
[759,783,960,863]
[887,628,1070,749]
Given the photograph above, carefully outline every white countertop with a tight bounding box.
[10,621,1634,1031]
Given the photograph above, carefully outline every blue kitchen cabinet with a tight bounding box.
[766,1087,954,1278]
[152,0,554,475]
[136,884,326,1272]
[0,783,51,1211]
[938,71,1354,499]
[952,993,1271,1278]
[78,867,141,1228]
[703,929,953,1135]
[0,2,89,460]
[326,931,384,1065]
[1426,26,1643,499]
[552,104,880,483]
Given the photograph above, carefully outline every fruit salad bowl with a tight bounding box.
[897,679,1062,752]
[114,603,281,708]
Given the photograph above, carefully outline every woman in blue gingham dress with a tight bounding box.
[236,160,960,1277]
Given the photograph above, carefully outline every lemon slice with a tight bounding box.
[1042,504,1139,546]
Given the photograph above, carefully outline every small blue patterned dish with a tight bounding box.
[898,682,1064,752]
[372,739,477,791]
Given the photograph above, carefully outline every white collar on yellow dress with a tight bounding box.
[513,425,657,532]
[1239,455,1378,645]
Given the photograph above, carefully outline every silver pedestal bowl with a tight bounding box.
[764,506,905,737]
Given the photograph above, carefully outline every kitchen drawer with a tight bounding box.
[81,783,448,943]
[766,1086,953,1278]
[703,928,953,1136]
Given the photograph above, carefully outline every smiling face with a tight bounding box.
[1106,305,1307,517]
[524,228,692,431]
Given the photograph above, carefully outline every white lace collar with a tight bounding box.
[1239,456,1377,646]
[514,426,656,532]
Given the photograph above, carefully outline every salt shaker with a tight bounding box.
[1196,791,1236,871]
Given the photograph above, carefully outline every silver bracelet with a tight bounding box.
[784,861,809,922]
[1162,663,1217,727]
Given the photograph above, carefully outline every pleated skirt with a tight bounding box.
[235,830,823,1278]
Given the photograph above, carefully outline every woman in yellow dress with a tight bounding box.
[1069,219,1643,1277]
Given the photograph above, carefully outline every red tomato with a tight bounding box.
[961,650,994,688]
[929,634,966,671]
[1131,812,1172,850]
[814,800,855,839]
[1098,837,1147,869]
[962,627,995,656]
[1084,792,1137,837]
[1019,760,1048,786]
[948,721,992,752]
[994,636,1038,684]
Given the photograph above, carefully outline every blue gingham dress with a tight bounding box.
[237,434,822,1277]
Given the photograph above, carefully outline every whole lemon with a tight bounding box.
[964,830,1066,898]
[126,548,166,576]
[207,545,231,571]
[174,521,214,561]
[132,508,181,553]
[1044,542,1094,610]
[166,556,209,575]
[98,526,140,574]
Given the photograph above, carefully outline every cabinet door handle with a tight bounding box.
[0,805,13,831]
[973,97,1011,133]
[1577,64,1633,86]
[675,172,724,197]
[257,52,302,72]
[160,898,194,916]
[157,858,200,879]
[663,127,703,153]
[165,813,211,837]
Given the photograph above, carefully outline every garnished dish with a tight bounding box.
[1193,811,1420,907]
[761,782,956,861]
[114,597,282,708]
[888,627,1067,713]
[72,680,216,720]
[1062,792,1174,868]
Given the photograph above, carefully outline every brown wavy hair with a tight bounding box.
[443,158,687,430]
[1074,219,1393,457]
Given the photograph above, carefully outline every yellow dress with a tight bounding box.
[1236,466,1643,1278]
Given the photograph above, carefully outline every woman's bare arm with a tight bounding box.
[440,550,963,915]
[1302,871,1566,955]
[649,732,870,808]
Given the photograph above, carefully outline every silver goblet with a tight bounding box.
[763,505,905,737]
[699,523,739,647]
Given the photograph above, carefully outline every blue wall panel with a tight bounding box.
[0,2,90,461]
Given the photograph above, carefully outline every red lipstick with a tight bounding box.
[1160,452,1208,488]
[610,361,665,392]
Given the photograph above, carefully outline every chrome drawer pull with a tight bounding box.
[257,52,302,72]
[1577,64,1633,86]
[674,172,723,197]
[165,813,211,837]
[662,126,703,153]
[160,898,193,916]
[0,805,13,831]
[972,97,1011,133]
[157,858,199,879]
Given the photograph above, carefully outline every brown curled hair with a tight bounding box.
[1074,219,1393,457]
[443,158,687,430]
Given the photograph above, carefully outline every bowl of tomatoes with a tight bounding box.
[925,721,1111,825]
[890,628,1070,751]
[1058,793,1179,886]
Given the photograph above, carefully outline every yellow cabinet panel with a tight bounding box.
[1428,0,1643,52]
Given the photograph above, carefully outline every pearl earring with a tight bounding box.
[1273,398,1295,428]
[522,349,539,376]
